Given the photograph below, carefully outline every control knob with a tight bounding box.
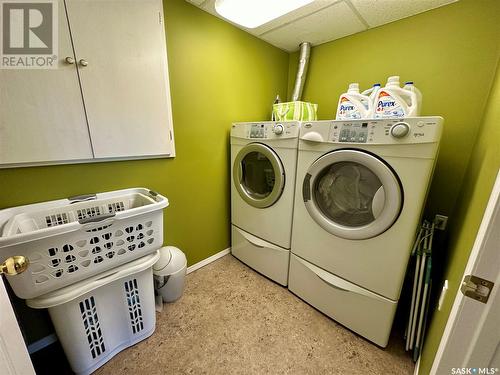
[274,124,284,135]
[390,122,410,138]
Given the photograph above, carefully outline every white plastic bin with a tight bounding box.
[27,251,160,375]
[0,188,168,299]
[153,246,187,303]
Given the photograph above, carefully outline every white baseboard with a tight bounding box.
[27,333,58,354]
[187,248,231,274]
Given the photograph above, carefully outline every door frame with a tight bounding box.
[430,169,500,373]
[0,276,35,375]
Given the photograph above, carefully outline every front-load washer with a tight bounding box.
[231,121,300,285]
[289,117,443,346]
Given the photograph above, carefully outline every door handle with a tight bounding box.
[301,131,324,142]
[79,59,88,67]
[0,256,29,276]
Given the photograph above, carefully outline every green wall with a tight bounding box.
[288,0,500,218]
[419,60,500,374]
[0,0,289,343]
[2,0,499,362]
[288,0,499,371]
[0,0,289,267]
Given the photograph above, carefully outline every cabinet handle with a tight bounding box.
[65,56,75,64]
[79,59,88,67]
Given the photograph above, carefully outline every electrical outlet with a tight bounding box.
[434,214,448,230]
[438,280,449,311]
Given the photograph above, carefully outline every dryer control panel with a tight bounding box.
[335,122,369,143]
[231,121,300,140]
[300,117,443,145]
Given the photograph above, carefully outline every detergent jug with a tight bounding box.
[336,83,371,120]
[403,81,422,115]
[362,83,381,103]
[374,76,419,118]
[362,83,381,118]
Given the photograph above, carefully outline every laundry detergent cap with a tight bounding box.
[386,76,400,87]
[348,83,360,93]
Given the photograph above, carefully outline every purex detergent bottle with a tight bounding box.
[336,83,371,120]
[374,76,419,118]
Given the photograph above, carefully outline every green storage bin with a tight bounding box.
[273,101,318,121]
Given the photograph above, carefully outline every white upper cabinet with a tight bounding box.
[0,0,175,167]
[0,0,93,166]
[65,0,175,159]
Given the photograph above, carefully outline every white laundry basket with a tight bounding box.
[27,251,160,375]
[0,188,168,299]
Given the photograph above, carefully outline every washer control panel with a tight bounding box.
[300,117,443,145]
[249,124,266,138]
[231,121,300,140]
[335,122,369,143]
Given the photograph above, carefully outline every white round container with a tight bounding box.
[153,246,187,303]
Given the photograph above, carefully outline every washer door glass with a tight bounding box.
[234,143,285,208]
[303,149,402,239]
[315,161,383,227]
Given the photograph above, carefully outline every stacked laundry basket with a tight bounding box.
[0,188,168,374]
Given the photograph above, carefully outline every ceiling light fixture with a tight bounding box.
[214,0,314,29]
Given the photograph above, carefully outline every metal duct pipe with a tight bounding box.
[291,42,311,102]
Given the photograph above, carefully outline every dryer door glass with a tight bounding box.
[233,143,285,208]
[314,161,382,227]
[303,149,402,240]
[241,151,275,197]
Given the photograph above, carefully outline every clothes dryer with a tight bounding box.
[289,117,443,346]
[231,121,300,285]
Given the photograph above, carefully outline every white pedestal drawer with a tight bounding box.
[288,254,397,347]
[231,225,289,286]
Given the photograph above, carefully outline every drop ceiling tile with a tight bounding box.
[254,0,341,36]
[349,0,458,27]
[197,1,342,36]
[260,1,367,51]
[186,0,458,51]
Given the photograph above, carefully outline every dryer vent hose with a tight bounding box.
[291,42,311,102]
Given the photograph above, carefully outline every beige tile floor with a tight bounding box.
[96,254,414,375]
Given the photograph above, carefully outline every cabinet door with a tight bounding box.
[0,0,93,166]
[65,0,175,159]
